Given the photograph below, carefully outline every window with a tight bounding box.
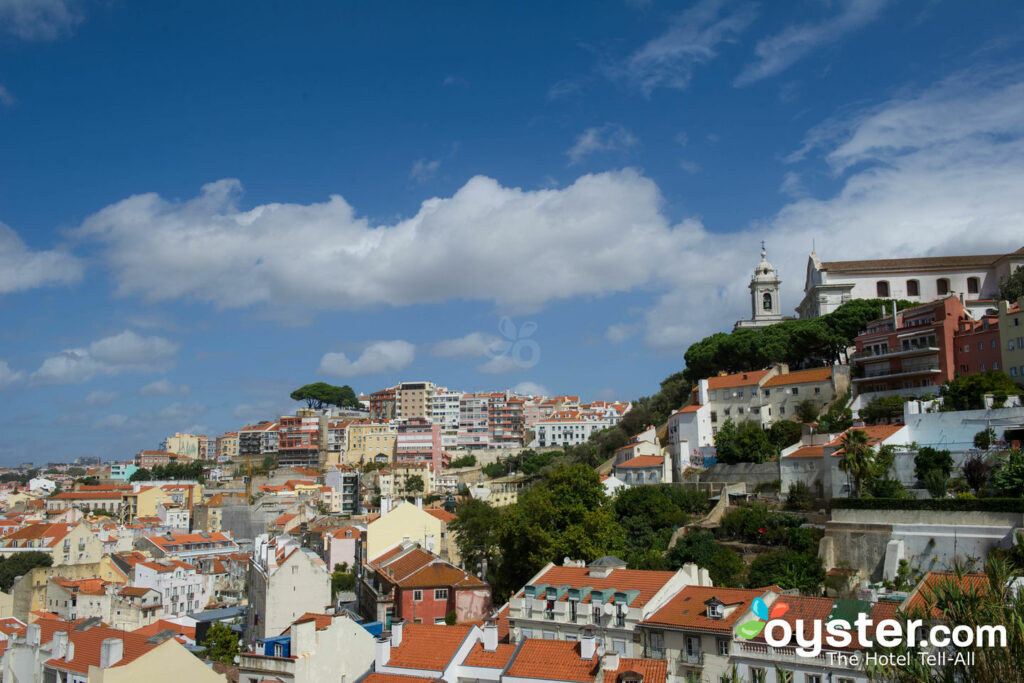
[737,389,744,399]
[780,406,786,415]
[937,278,950,295]
[545,600,555,619]
[814,387,821,394]
[649,632,664,658]
[710,411,718,422]
[612,638,627,655]
[792,387,799,395]
[762,292,773,311]
[569,599,577,621]
[968,277,980,294]
[979,342,984,351]
[717,638,729,655]
[836,679,855,683]
[1012,367,1019,377]
[685,636,700,657]
[763,389,770,397]
[413,590,423,601]
[435,588,449,600]
[806,677,822,683]
[777,672,793,683]
[616,605,626,627]
[906,279,920,296]
[542,630,555,640]
[750,668,766,683]
[876,281,890,297]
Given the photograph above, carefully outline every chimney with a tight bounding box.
[375,636,391,668]
[391,619,405,647]
[100,638,124,668]
[291,618,316,656]
[602,650,620,672]
[580,628,596,660]
[381,497,392,515]
[52,630,68,659]
[415,496,423,510]
[27,624,40,646]
[483,619,498,652]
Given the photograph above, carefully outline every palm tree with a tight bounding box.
[838,429,873,497]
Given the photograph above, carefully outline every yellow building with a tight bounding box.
[123,487,174,520]
[11,558,127,619]
[378,463,435,498]
[1000,296,1024,386]
[161,432,200,459]
[345,422,396,465]
[366,501,458,565]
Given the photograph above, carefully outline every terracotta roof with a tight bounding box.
[762,367,833,387]
[118,586,155,597]
[821,250,1021,274]
[45,624,157,674]
[371,545,436,580]
[672,404,703,415]
[505,640,597,682]
[602,658,667,683]
[385,623,473,671]
[751,595,834,645]
[902,572,990,619]
[782,445,825,459]
[132,619,196,641]
[641,586,769,632]
[706,370,770,390]
[286,613,334,631]
[828,425,905,456]
[426,509,456,524]
[52,578,108,595]
[145,531,234,548]
[0,617,26,637]
[397,563,485,589]
[615,456,664,469]
[362,674,437,683]
[462,642,518,668]
[52,491,123,500]
[525,566,677,609]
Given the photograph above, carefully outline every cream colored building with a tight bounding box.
[378,463,435,498]
[366,501,458,565]
[397,381,436,420]
[216,431,239,460]
[161,432,201,459]
[0,522,105,566]
[345,421,396,465]
[1000,296,1024,385]
[9,558,127,620]
[246,535,331,643]
[90,638,228,683]
[239,614,375,683]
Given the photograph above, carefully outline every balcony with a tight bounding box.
[852,346,939,363]
[737,641,830,664]
[852,364,941,383]
[677,652,704,670]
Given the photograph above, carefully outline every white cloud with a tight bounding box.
[512,381,549,397]
[605,323,641,344]
[778,171,807,199]
[0,361,26,389]
[84,389,118,406]
[0,223,82,295]
[0,0,82,40]
[431,332,503,359]
[734,0,889,87]
[567,124,638,165]
[476,355,524,375]
[622,0,757,95]
[0,84,15,108]
[31,330,180,385]
[92,413,128,430]
[319,340,416,378]
[139,379,189,396]
[410,159,441,184]
[91,402,206,432]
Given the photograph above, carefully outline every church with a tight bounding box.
[734,246,795,330]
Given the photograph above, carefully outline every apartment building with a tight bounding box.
[324,465,361,516]
[369,386,398,421]
[346,420,396,465]
[534,410,616,448]
[999,296,1024,384]
[239,421,280,460]
[396,418,447,471]
[954,312,1002,375]
[141,531,240,560]
[325,420,353,466]
[161,432,201,459]
[430,387,463,449]
[240,613,375,683]
[278,412,324,469]
[398,381,437,420]
[379,462,436,498]
[0,522,105,565]
[798,246,1024,319]
[459,393,493,448]
[215,431,239,461]
[489,394,525,447]
[246,534,331,643]
[135,450,189,468]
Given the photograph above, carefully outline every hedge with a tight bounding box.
[830,497,1024,512]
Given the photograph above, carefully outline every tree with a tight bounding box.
[922,469,949,498]
[290,382,359,410]
[66,467,86,477]
[795,400,820,424]
[128,468,152,482]
[963,452,993,493]
[715,419,778,465]
[482,461,505,478]
[666,530,718,569]
[450,499,501,580]
[706,547,745,587]
[747,551,825,593]
[769,420,802,449]
[449,454,477,468]
[201,622,239,665]
[838,429,874,497]
[816,402,853,433]
[913,446,953,482]
[615,486,699,567]
[941,372,1023,411]
[331,567,355,598]
[974,428,998,450]
[859,395,905,424]
[0,552,52,591]
[445,610,457,625]
[784,481,815,511]
[992,449,1024,496]
[405,475,425,495]
[999,265,1024,302]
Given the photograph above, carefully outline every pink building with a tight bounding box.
[954,312,1002,375]
[396,418,448,471]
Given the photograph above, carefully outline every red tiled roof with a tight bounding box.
[425,509,456,524]
[751,595,834,645]
[505,640,597,682]
[362,674,437,683]
[782,445,825,459]
[706,370,770,390]
[0,617,26,637]
[641,586,769,632]
[45,624,157,674]
[828,425,905,456]
[525,566,676,609]
[902,572,990,619]
[762,367,833,387]
[462,642,517,668]
[132,619,196,641]
[397,563,485,589]
[602,658,667,683]
[821,251,1020,274]
[615,456,664,469]
[385,623,473,671]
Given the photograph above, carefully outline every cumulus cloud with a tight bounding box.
[0,361,26,389]
[567,124,639,165]
[0,223,82,295]
[84,389,118,406]
[319,340,416,377]
[605,323,641,344]
[476,355,525,375]
[91,401,206,432]
[512,381,549,397]
[431,332,503,359]
[139,379,190,396]
[30,330,180,385]
[734,0,889,86]
[621,0,757,95]
[0,0,82,41]
[0,84,15,108]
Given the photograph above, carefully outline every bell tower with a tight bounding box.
[734,244,788,330]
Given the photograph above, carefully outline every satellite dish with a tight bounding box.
[603,603,615,616]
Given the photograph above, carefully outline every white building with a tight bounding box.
[430,387,463,449]
[28,477,57,494]
[534,410,617,449]
[797,246,1024,319]
[246,534,331,643]
[735,247,794,330]
[132,557,211,616]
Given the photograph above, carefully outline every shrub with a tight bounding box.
[747,551,825,593]
[707,547,745,587]
[962,452,993,493]
[449,454,477,468]
[785,526,821,554]
[974,428,997,450]
[785,481,815,511]
[914,447,953,481]
[865,477,909,499]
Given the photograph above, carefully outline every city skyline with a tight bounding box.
[3,1,1024,462]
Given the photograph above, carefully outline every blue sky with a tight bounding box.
[2,0,1024,464]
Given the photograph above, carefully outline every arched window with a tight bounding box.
[967,277,980,294]
[876,281,890,297]
[906,279,920,296]
[762,292,773,311]
[937,278,950,295]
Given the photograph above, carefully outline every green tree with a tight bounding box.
[922,469,949,498]
[999,265,1024,302]
[941,372,1023,411]
[482,461,505,478]
[128,468,152,482]
[715,419,778,465]
[963,452,993,494]
[795,400,820,424]
[66,467,86,477]
[405,475,425,495]
[859,395,906,424]
[449,454,477,468]
[706,547,745,587]
[747,551,825,593]
[838,429,874,497]
[666,530,718,569]
[331,568,355,598]
[974,428,998,450]
[784,481,815,511]
[201,622,239,665]
[290,382,359,409]
[769,420,802,449]
[450,499,501,580]
[0,552,52,591]
[913,446,953,481]
[992,449,1024,496]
